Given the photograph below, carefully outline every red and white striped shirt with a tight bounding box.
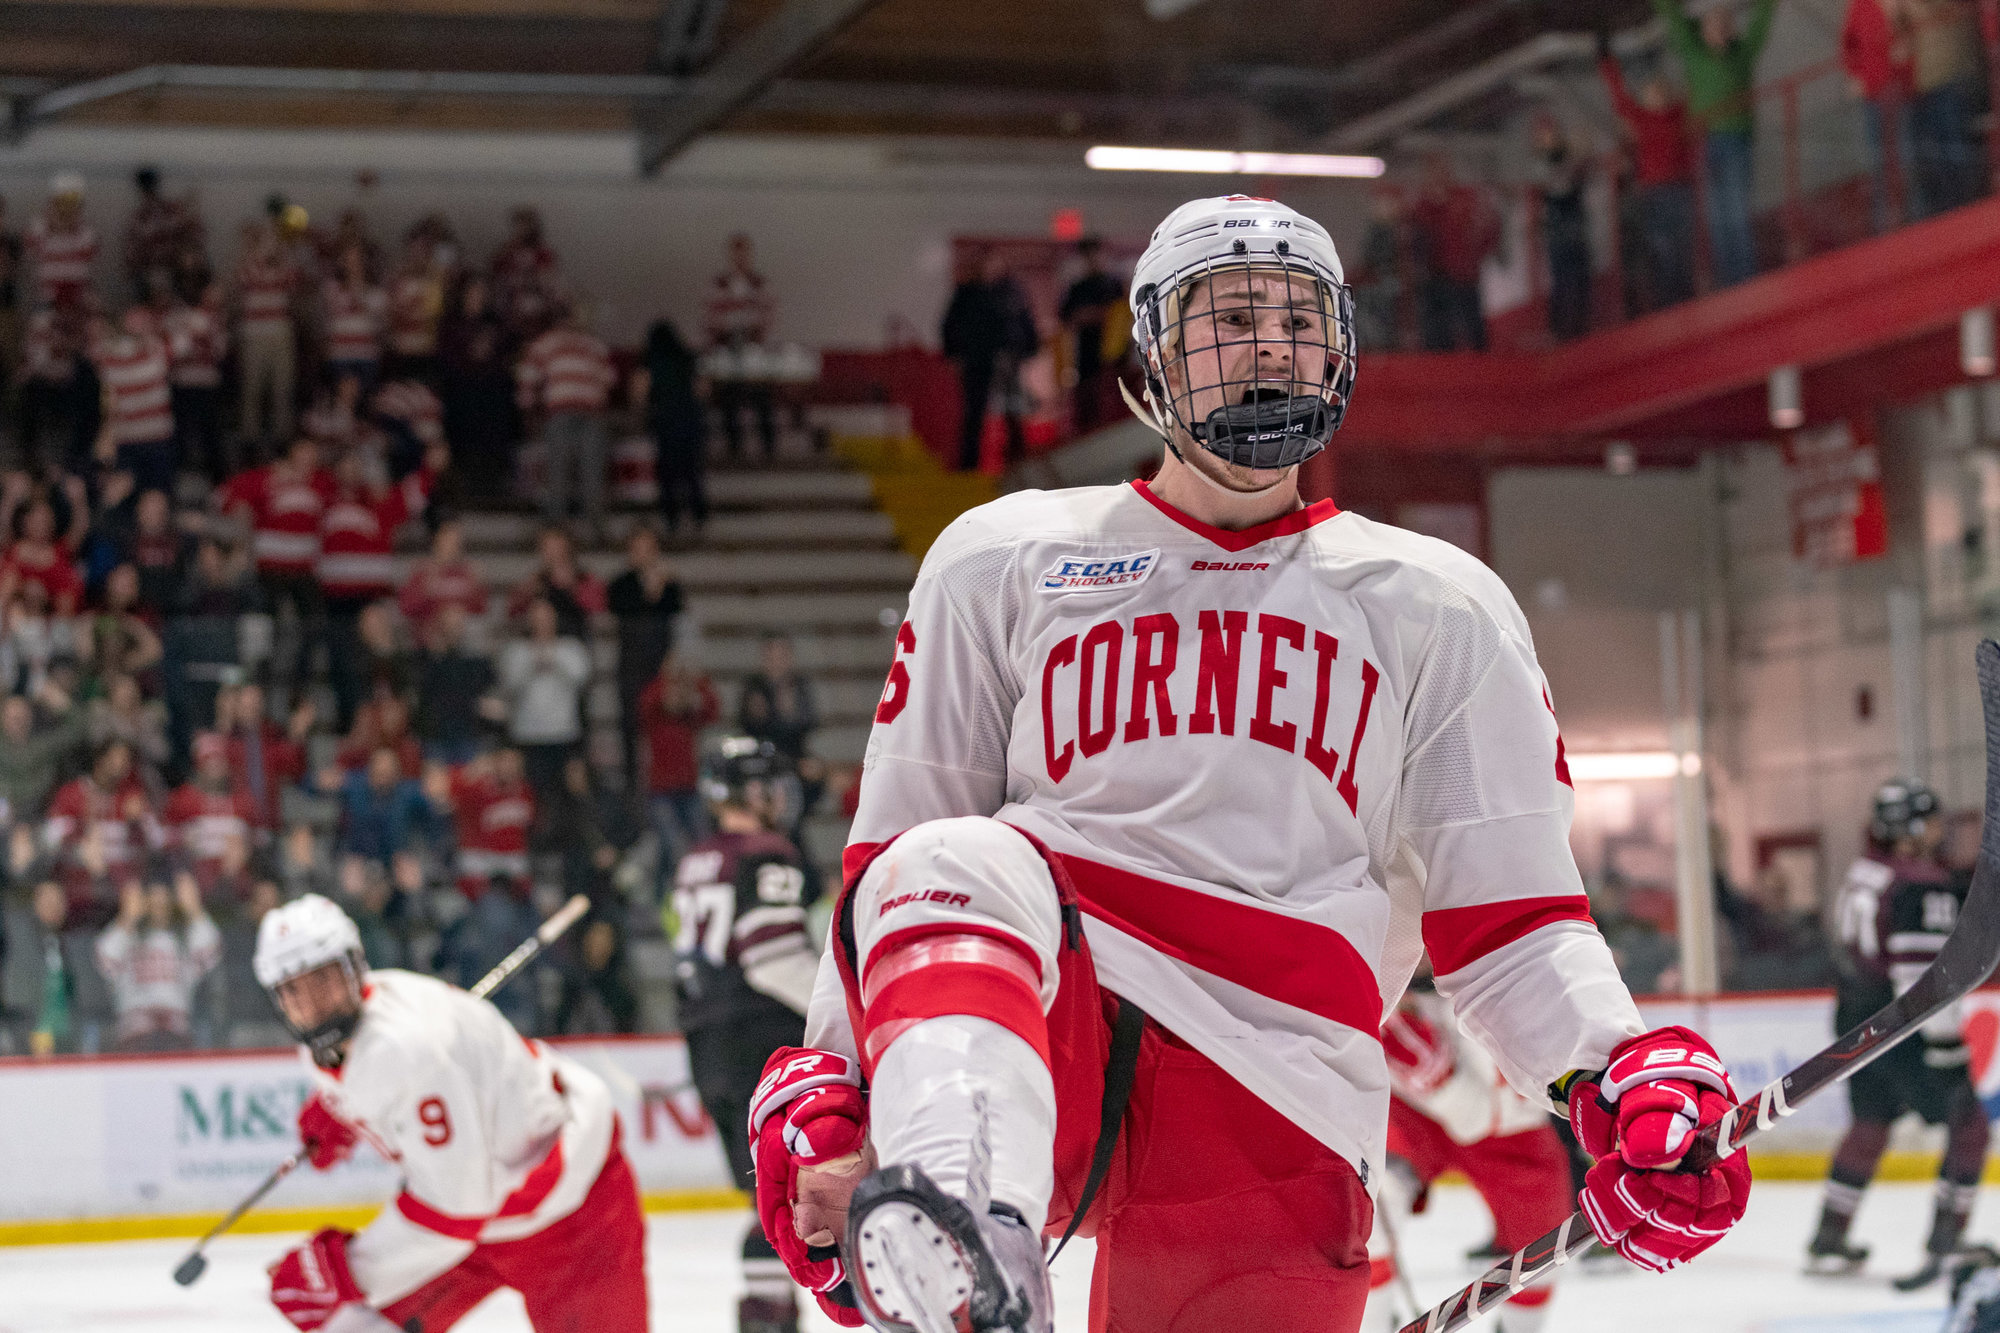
[317,472,430,599]
[163,304,227,388]
[95,330,175,446]
[323,279,388,366]
[237,254,298,334]
[163,782,260,880]
[217,463,337,574]
[43,775,161,885]
[373,379,444,444]
[704,268,772,347]
[516,329,615,414]
[448,767,535,891]
[397,558,489,630]
[25,214,99,305]
[388,271,442,357]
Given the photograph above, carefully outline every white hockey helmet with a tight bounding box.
[1126,195,1355,473]
[254,893,368,1065]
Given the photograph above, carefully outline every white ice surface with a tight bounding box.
[0,1182,1982,1332]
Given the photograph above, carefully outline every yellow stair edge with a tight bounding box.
[830,433,998,563]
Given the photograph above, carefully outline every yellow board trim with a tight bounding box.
[0,1189,750,1247]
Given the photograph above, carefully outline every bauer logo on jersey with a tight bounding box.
[1039,549,1159,594]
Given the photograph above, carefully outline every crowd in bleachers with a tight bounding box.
[0,170,824,1057]
[1347,0,1993,351]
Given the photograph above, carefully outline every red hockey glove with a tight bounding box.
[1381,1008,1455,1096]
[749,1046,872,1328]
[1567,1026,1752,1272]
[268,1227,363,1331]
[297,1093,357,1171]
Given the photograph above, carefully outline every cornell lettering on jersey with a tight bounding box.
[1036,607,1379,809]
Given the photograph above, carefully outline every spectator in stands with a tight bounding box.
[337,689,422,779]
[705,232,778,460]
[92,307,177,494]
[413,604,501,766]
[15,297,95,471]
[300,372,362,455]
[314,744,434,871]
[426,746,534,901]
[738,631,817,766]
[87,673,168,794]
[552,910,640,1035]
[94,867,219,1052]
[517,304,616,540]
[398,515,487,635]
[163,535,263,763]
[1655,0,1776,287]
[1,879,85,1054]
[1408,154,1500,351]
[45,738,161,919]
[1,578,77,703]
[508,525,605,639]
[941,248,1037,471]
[373,376,445,484]
[436,868,542,1034]
[499,596,592,812]
[1058,237,1126,433]
[163,733,260,892]
[1351,187,1405,351]
[1907,0,1988,217]
[439,276,520,501]
[1843,0,1918,230]
[1601,41,1699,309]
[608,523,684,796]
[79,564,162,690]
[640,318,708,540]
[234,218,301,449]
[552,752,636,907]
[1,488,86,618]
[386,233,445,383]
[0,684,83,822]
[323,243,387,393]
[639,648,719,899]
[24,173,98,310]
[216,874,288,1047]
[164,279,230,482]
[318,449,429,728]
[491,206,562,343]
[1532,113,1593,342]
[220,682,310,832]
[123,167,199,303]
[215,420,331,643]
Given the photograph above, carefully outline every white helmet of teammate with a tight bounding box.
[1124,195,1355,477]
[255,893,369,1066]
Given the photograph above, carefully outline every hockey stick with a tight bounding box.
[1398,638,2000,1333]
[170,893,590,1287]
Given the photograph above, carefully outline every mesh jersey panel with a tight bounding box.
[930,536,1023,779]
[1398,579,1505,831]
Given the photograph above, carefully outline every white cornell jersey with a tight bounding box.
[826,480,1643,1188]
[303,970,616,1306]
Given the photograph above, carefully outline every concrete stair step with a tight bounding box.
[685,591,909,634]
[436,548,915,596]
[456,506,901,555]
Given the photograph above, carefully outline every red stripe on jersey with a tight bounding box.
[393,1138,564,1239]
[1422,895,1596,976]
[1130,478,1341,553]
[1055,851,1382,1037]
[859,934,1048,1069]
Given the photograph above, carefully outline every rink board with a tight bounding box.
[6,992,2000,1241]
[0,1035,735,1234]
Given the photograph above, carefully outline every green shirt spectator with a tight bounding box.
[1653,0,1779,134]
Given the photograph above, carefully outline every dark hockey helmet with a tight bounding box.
[701,734,786,810]
[1870,777,1942,847]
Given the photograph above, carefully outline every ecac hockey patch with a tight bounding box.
[1038,549,1159,594]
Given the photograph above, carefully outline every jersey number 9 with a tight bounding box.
[418,1095,453,1147]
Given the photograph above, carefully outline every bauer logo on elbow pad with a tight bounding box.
[1039,549,1159,594]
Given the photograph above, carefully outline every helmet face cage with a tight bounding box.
[267,950,368,1068]
[1137,245,1355,473]
[1870,779,1942,848]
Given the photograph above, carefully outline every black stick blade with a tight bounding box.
[172,1251,208,1286]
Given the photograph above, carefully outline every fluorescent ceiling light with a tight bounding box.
[1567,751,1699,781]
[1085,146,1386,178]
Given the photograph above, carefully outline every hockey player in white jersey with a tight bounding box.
[254,894,649,1332]
[747,194,1752,1333]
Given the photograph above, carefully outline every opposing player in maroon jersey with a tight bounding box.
[750,195,1750,1333]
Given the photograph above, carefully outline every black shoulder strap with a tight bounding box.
[1048,994,1145,1264]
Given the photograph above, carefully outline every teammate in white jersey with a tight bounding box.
[254,895,648,1332]
[747,195,1751,1333]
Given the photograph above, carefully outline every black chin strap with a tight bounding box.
[1048,995,1146,1264]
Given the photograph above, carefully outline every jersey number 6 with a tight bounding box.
[876,621,916,724]
[418,1096,453,1147]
